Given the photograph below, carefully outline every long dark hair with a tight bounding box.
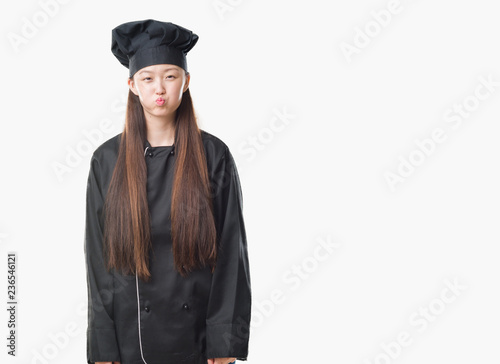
[102,83,217,281]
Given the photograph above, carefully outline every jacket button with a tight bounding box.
[182,303,189,310]
[148,152,153,157]
[170,150,174,155]
[145,306,150,312]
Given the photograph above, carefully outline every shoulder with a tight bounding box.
[92,132,121,161]
[88,133,122,184]
[200,129,232,165]
[91,132,122,169]
[199,129,240,187]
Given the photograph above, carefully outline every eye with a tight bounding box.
[143,77,152,81]
[166,75,175,79]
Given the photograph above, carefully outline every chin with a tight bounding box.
[150,109,174,118]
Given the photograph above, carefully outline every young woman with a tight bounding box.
[84,19,251,364]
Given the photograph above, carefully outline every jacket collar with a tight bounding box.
[143,139,175,149]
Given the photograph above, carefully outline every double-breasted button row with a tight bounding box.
[143,303,189,312]
[146,150,175,157]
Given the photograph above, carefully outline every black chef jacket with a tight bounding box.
[84,130,251,364]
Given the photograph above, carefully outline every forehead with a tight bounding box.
[137,64,182,74]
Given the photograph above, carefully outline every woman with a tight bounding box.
[84,19,251,364]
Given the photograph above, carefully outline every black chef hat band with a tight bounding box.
[129,44,187,78]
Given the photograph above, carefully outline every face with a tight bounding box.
[128,64,190,122]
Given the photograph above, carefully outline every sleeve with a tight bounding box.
[84,154,121,363]
[205,146,252,361]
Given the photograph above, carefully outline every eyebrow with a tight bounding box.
[138,67,179,75]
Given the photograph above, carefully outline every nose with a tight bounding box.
[155,80,165,95]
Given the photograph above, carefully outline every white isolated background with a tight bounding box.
[0,0,499,363]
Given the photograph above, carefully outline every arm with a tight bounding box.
[206,147,252,361]
[84,154,121,363]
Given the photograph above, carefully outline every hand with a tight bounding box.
[207,358,236,364]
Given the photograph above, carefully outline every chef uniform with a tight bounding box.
[84,19,251,364]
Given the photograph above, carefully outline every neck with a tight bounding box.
[145,113,176,146]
